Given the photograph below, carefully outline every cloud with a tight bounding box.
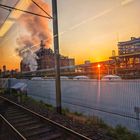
[121,0,135,6]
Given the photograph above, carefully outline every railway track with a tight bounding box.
[0,96,91,140]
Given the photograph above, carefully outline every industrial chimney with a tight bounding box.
[40,40,45,49]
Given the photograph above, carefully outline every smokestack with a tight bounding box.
[40,40,45,48]
[3,65,6,72]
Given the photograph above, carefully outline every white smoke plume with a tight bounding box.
[17,0,52,48]
[17,47,39,71]
[16,0,52,71]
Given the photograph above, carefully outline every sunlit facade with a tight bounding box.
[110,37,140,78]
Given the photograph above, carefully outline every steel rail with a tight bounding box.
[0,96,91,140]
[0,114,27,140]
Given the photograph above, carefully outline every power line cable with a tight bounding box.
[0,2,53,51]
[0,6,11,11]
[0,7,12,28]
[0,0,20,28]
[0,3,52,19]
[31,0,52,19]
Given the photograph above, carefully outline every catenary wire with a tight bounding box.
[31,0,52,19]
[0,3,52,19]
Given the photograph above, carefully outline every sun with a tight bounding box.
[97,64,101,68]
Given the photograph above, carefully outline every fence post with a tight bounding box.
[134,106,140,120]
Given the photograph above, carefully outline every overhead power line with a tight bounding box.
[0,6,11,11]
[0,7,12,28]
[31,0,52,19]
[0,3,52,19]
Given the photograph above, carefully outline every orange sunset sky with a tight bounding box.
[0,0,140,70]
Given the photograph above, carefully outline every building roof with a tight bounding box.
[36,47,54,56]
[118,37,140,46]
[35,40,54,56]
[110,51,140,59]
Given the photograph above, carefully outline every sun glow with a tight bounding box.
[0,20,14,37]
[10,0,32,19]
[0,0,32,37]
[97,64,101,68]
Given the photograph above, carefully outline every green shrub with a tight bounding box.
[62,108,70,115]
[98,118,108,128]
[73,111,83,116]
[114,125,140,140]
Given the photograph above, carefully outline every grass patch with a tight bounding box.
[73,111,83,116]
[20,96,55,111]
[114,125,140,140]
[104,125,140,140]
[62,108,70,115]
[0,89,4,94]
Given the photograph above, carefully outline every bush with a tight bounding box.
[62,108,70,115]
[98,118,108,128]
[114,125,140,140]
[73,111,83,116]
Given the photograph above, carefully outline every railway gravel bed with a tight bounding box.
[0,95,91,140]
[1,93,115,140]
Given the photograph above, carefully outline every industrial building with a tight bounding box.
[20,37,140,79]
[110,37,140,78]
[78,37,140,78]
[73,60,115,78]
[20,40,75,72]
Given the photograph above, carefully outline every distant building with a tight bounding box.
[0,69,2,77]
[3,65,6,72]
[36,41,55,70]
[110,37,140,77]
[20,61,30,72]
[118,37,140,55]
[0,65,19,78]
[21,40,75,72]
[75,60,115,78]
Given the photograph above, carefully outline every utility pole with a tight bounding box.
[52,0,62,114]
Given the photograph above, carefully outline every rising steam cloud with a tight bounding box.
[16,0,52,71]
[17,0,52,47]
[18,48,39,71]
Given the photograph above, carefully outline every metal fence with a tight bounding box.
[0,78,140,132]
